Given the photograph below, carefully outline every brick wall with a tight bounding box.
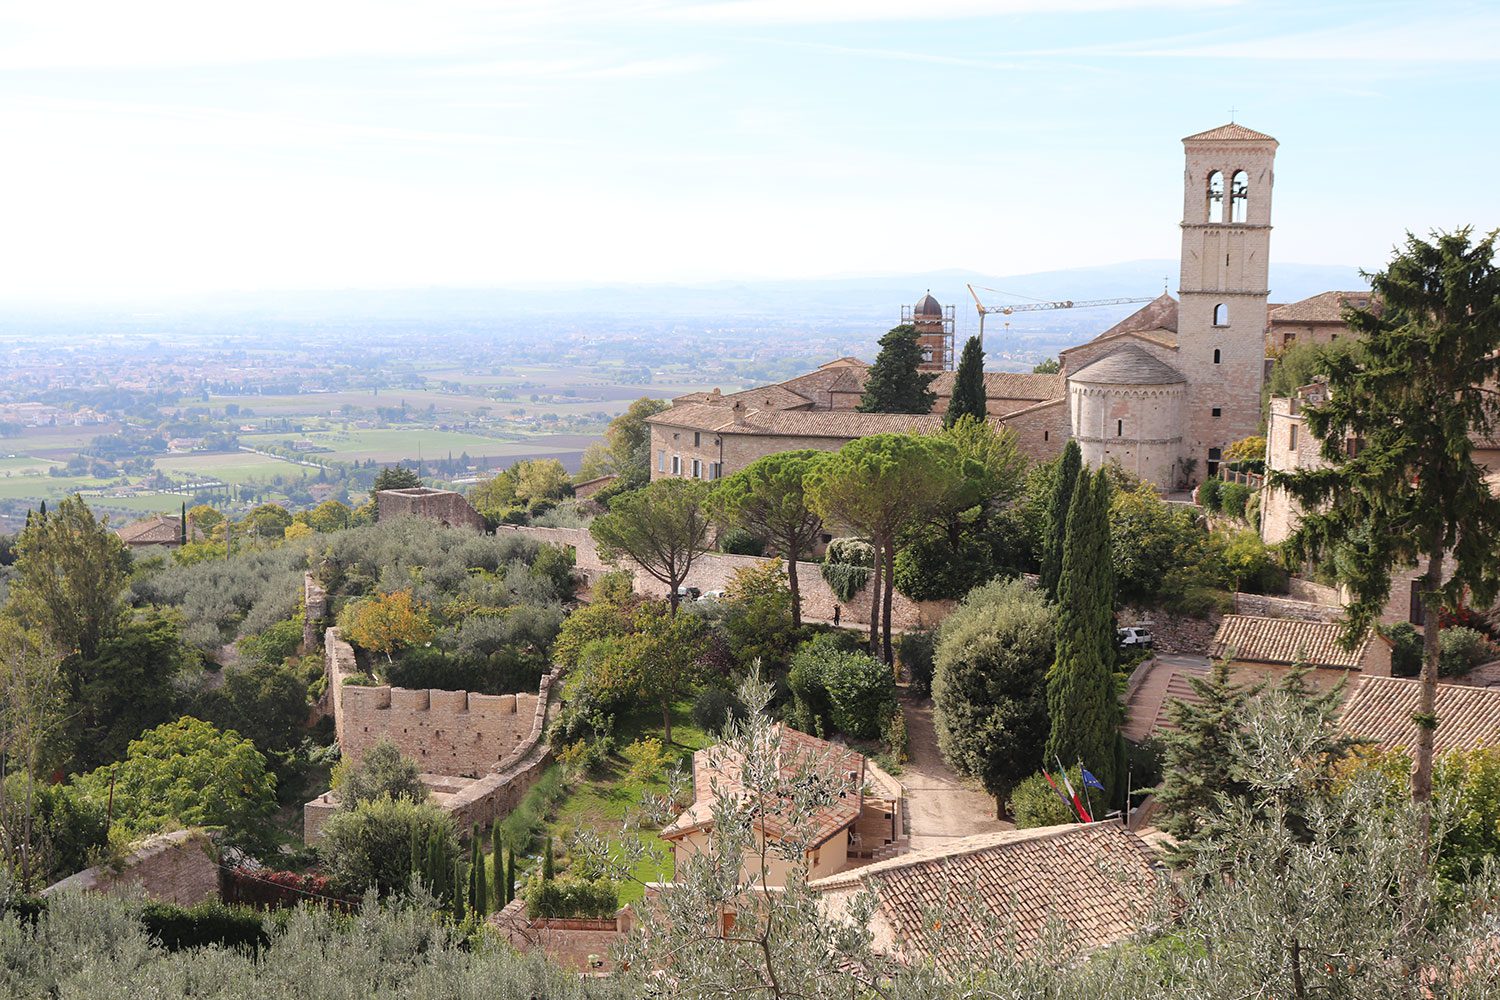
[376,487,487,531]
[499,525,953,631]
[44,829,219,906]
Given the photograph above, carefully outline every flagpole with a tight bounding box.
[1125,760,1132,829]
[1077,758,1094,824]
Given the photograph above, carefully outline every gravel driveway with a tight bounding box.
[900,695,1012,849]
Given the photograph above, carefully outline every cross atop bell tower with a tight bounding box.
[1175,122,1278,476]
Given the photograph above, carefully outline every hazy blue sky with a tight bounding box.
[0,0,1495,299]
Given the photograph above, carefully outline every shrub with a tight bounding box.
[237,614,305,666]
[1006,770,1078,828]
[691,687,747,734]
[822,651,896,741]
[1386,622,1422,677]
[621,737,672,785]
[523,874,618,919]
[1198,477,1222,512]
[331,739,425,808]
[318,796,457,896]
[1,776,108,886]
[820,538,873,603]
[718,527,764,556]
[884,707,909,763]
[897,630,935,697]
[1440,626,1495,677]
[140,900,269,953]
[722,562,797,672]
[1220,482,1252,519]
[787,637,837,734]
[385,645,546,695]
[892,531,994,602]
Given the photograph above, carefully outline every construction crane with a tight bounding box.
[966,284,1157,348]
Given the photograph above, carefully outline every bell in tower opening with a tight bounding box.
[902,291,955,371]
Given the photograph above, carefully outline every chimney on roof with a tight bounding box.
[709,387,722,403]
[731,400,746,425]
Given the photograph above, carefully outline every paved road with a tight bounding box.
[900,695,1012,850]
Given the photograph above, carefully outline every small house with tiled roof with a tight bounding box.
[811,823,1163,967]
[1266,290,1378,352]
[1339,676,1500,755]
[115,513,194,549]
[660,725,903,887]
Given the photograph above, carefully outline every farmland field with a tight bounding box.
[239,428,575,464]
[155,452,317,484]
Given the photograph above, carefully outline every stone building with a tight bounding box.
[375,486,487,531]
[1265,290,1377,353]
[646,122,1283,490]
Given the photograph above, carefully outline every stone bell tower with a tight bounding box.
[1176,123,1277,478]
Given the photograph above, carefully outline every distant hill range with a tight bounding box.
[0,259,1367,341]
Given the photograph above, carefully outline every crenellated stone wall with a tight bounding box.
[303,573,327,651]
[44,829,219,906]
[498,524,953,630]
[306,628,557,842]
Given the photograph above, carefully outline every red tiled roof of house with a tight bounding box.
[811,823,1162,966]
[648,403,943,439]
[1339,676,1500,754]
[1268,290,1376,325]
[115,514,187,546]
[661,725,865,850]
[930,370,1065,402]
[1209,615,1372,669]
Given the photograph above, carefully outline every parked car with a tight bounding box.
[1117,626,1154,649]
[676,585,702,601]
[698,589,728,603]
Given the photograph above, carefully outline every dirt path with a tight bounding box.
[900,695,1011,850]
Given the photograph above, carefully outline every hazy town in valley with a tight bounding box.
[2,3,1498,998]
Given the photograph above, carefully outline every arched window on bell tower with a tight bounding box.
[1213,304,1228,327]
[1230,170,1249,223]
[1206,171,1224,223]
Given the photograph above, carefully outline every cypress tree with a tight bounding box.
[490,826,504,909]
[943,335,987,427]
[37,500,46,520]
[426,835,446,902]
[180,501,188,545]
[542,836,555,882]
[1044,469,1121,797]
[451,860,466,923]
[857,325,937,414]
[409,827,422,890]
[468,828,484,918]
[505,846,516,906]
[1039,440,1082,600]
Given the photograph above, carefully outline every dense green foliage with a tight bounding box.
[590,478,713,613]
[943,335,987,427]
[786,634,893,740]
[523,874,618,919]
[1151,660,1258,839]
[1039,440,1081,600]
[933,579,1056,800]
[1045,469,1121,796]
[1007,767,1085,828]
[318,795,458,896]
[713,450,826,626]
[857,324,937,414]
[332,739,425,808]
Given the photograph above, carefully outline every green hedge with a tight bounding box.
[4,896,267,953]
[523,875,617,920]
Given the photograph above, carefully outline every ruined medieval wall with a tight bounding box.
[499,525,952,630]
[376,488,487,531]
[44,830,219,906]
[303,573,327,651]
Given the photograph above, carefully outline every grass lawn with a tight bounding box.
[0,454,57,474]
[155,452,315,484]
[240,427,567,464]
[530,698,710,905]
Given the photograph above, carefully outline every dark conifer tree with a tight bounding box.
[1153,659,1260,839]
[944,335,987,427]
[180,501,188,545]
[858,325,937,414]
[1045,469,1120,795]
[1039,440,1082,600]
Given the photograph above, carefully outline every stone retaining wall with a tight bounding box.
[500,524,952,630]
[44,829,219,906]
[1234,592,1339,622]
[303,573,327,651]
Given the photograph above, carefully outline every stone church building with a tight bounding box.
[648,123,1282,489]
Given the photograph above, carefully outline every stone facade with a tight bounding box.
[44,829,219,906]
[1260,385,1326,546]
[376,487,487,531]
[302,573,327,651]
[500,525,953,631]
[306,627,556,842]
[1068,379,1185,488]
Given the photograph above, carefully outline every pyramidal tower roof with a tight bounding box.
[1183,122,1277,143]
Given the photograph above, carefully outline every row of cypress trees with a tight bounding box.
[410,824,519,923]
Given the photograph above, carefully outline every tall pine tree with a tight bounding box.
[944,335,987,427]
[1153,659,1260,839]
[1039,440,1082,600]
[858,325,937,414]
[1045,468,1120,796]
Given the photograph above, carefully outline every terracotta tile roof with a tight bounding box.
[1091,293,1179,341]
[1183,122,1278,143]
[1268,290,1376,325]
[661,725,866,849]
[930,371,1065,402]
[1209,615,1371,669]
[1339,676,1500,754]
[1122,659,1210,743]
[812,823,1161,965]
[115,514,187,546]
[648,403,943,439]
[1068,345,1187,386]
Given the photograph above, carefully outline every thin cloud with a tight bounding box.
[437,54,718,80]
[654,0,1239,24]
